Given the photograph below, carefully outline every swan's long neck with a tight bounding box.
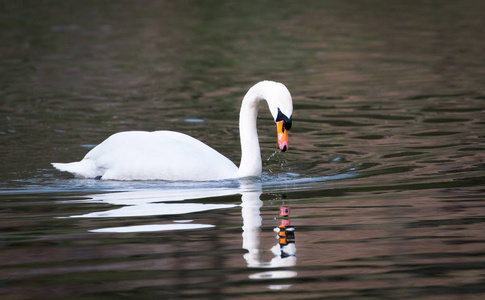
[238,88,264,178]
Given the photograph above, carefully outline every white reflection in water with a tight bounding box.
[60,187,241,206]
[61,187,240,219]
[90,223,214,233]
[59,187,240,231]
[66,202,236,218]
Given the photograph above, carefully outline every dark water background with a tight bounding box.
[1,1,484,299]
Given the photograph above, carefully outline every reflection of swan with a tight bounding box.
[59,180,298,287]
[240,183,297,271]
[52,81,293,181]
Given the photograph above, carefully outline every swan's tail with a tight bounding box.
[51,159,98,178]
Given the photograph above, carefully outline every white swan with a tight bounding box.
[52,80,293,181]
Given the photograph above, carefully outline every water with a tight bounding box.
[1,1,485,299]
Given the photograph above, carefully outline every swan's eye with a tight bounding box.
[276,108,292,131]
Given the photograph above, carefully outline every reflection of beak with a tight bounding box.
[277,120,289,152]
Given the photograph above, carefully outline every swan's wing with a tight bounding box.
[83,131,238,180]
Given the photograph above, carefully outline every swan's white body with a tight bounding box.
[52,81,293,181]
[54,131,238,180]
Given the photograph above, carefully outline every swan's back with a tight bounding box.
[52,131,238,181]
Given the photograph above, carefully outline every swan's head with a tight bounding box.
[242,81,293,152]
[259,81,293,152]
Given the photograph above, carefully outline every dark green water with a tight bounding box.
[1,1,484,299]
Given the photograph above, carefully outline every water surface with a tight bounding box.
[1,1,485,299]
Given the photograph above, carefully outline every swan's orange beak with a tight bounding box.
[277,120,289,152]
